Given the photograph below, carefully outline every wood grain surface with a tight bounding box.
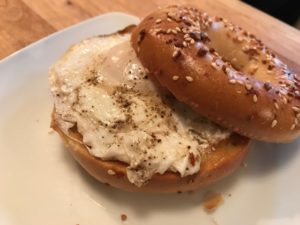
[0,0,299,73]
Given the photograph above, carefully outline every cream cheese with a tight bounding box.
[50,35,230,187]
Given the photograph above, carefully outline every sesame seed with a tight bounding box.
[172,76,179,81]
[280,84,287,88]
[296,113,300,118]
[253,94,258,103]
[250,64,259,74]
[155,19,162,24]
[185,76,193,82]
[167,29,171,34]
[290,124,296,130]
[171,29,177,34]
[295,118,298,125]
[274,102,279,109]
[237,36,243,42]
[167,18,172,22]
[292,106,300,112]
[172,49,182,59]
[242,46,249,52]
[190,39,195,44]
[245,83,252,90]
[237,80,244,85]
[229,79,236,84]
[175,27,181,32]
[155,28,162,35]
[211,62,219,70]
[271,119,277,128]
[107,169,116,175]
[283,97,288,104]
[183,41,188,47]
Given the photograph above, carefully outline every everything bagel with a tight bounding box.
[131,5,300,142]
[49,25,249,192]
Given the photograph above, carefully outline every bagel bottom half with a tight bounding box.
[51,111,250,193]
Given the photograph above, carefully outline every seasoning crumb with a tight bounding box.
[242,162,247,167]
[185,76,193,82]
[197,48,207,57]
[202,191,224,212]
[264,82,272,91]
[48,129,54,135]
[120,214,127,221]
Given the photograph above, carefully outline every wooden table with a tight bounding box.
[1,0,299,73]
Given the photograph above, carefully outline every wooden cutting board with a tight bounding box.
[1,0,299,73]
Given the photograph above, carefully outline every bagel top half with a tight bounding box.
[131,5,300,143]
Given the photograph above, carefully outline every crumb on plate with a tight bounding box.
[202,191,224,212]
[121,214,127,221]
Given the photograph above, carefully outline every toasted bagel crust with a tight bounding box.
[131,5,300,142]
[51,111,249,193]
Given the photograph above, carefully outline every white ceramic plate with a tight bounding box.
[1,12,300,225]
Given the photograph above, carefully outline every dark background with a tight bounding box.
[243,0,300,28]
